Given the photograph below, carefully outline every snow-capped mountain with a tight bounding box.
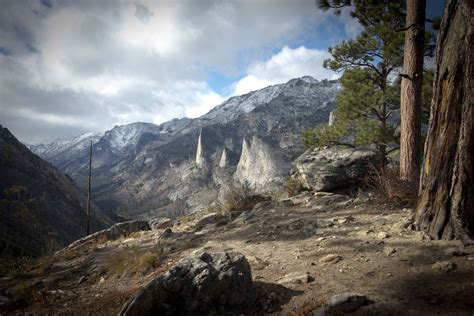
[30,76,340,217]
[29,132,101,159]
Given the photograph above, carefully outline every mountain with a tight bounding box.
[30,76,339,217]
[0,126,115,258]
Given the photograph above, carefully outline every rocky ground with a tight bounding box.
[1,191,474,315]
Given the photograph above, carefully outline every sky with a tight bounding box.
[0,0,444,144]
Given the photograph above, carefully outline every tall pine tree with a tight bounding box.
[306,1,405,160]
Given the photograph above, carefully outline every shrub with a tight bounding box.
[366,165,418,206]
[221,182,265,213]
[283,177,306,197]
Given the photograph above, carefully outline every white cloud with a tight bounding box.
[0,0,350,144]
[151,81,225,124]
[232,46,339,96]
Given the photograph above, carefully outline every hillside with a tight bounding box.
[29,77,339,217]
[1,192,472,314]
[0,126,115,259]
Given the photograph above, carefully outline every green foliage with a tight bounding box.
[310,1,413,158]
[304,68,399,150]
[301,123,346,148]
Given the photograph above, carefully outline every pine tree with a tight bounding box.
[415,0,473,244]
[399,0,426,183]
[307,1,405,160]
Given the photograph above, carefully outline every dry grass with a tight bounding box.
[104,246,160,277]
[220,182,265,214]
[283,177,307,197]
[366,165,418,207]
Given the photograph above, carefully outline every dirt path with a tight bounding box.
[1,193,473,315]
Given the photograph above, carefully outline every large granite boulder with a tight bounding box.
[120,251,256,315]
[291,146,380,192]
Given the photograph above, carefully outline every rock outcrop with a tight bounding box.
[195,129,206,168]
[55,221,150,256]
[219,148,228,168]
[120,251,256,315]
[291,146,380,192]
[234,135,289,191]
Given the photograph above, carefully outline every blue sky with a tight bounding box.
[0,0,444,144]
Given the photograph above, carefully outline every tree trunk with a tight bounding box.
[415,0,474,245]
[399,0,425,183]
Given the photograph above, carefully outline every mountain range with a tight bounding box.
[29,76,339,218]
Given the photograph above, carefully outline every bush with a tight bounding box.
[221,182,265,214]
[283,177,306,197]
[366,165,418,206]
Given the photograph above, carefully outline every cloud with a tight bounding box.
[0,0,354,144]
[232,46,339,95]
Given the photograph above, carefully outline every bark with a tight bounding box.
[415,0,474,245]
[399,0,425,182]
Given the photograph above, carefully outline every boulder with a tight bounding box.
[120,251,256,315]
[149,218,173,231]
[291,146,380,192]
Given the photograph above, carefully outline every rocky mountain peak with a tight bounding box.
[195,129,205,168]
[219,148,228,168]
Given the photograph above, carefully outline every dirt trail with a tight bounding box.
[1,193,473,315]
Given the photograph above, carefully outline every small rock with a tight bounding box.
[228,211,242,220]
[99,276,106,283]
[431,261,456,272]
[467,257,474,261]
[340,216,355,224]
[319,254,342,264]
[78,276,86,284]
[289,192,313,205]
[313,292,371,315]
[194,212,218,229]
[318,220,334,228]
[383,246,396,256]
[277,272,315,285]
[277,198,294,207]
[252,200,272,211]
[160,228,173,238]
[448,250,469,257]
[149,218,173,230]
[392,217,413,232]
[377,232,390,239]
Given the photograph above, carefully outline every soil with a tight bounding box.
[1,193,473,315]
